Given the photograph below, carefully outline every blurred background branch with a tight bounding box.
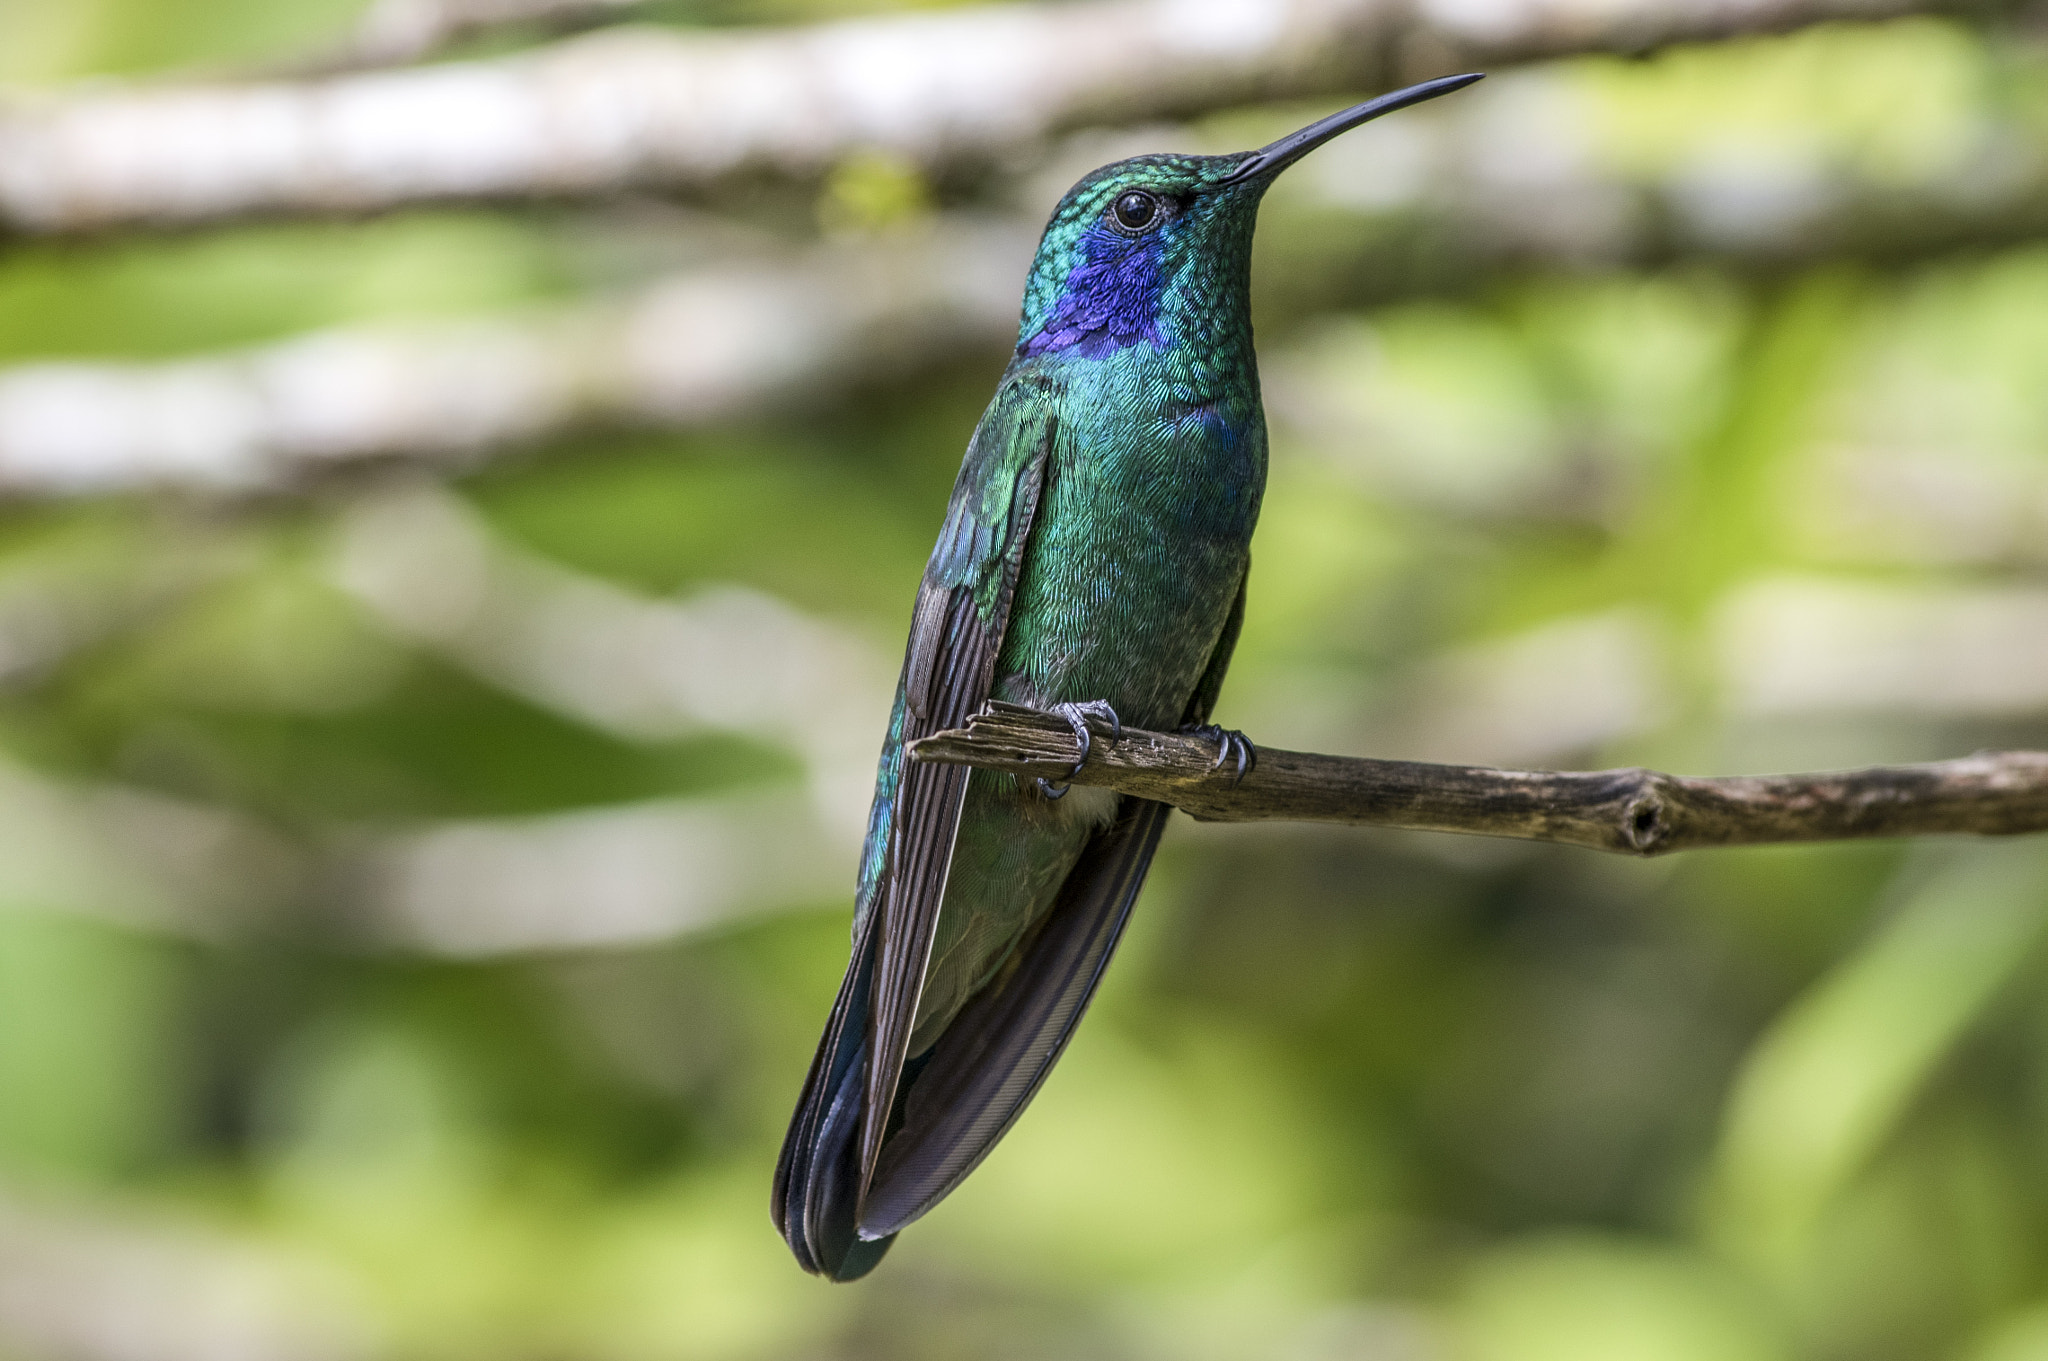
[15,90,2048,492]
[0,1188,371,1361]
[0,0,2001,235]
[0,224,1028,491]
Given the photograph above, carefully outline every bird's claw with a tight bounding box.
[1036,700,1123,799]
[1181,723,1256,786]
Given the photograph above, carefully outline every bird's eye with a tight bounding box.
[1111,190,1161,232]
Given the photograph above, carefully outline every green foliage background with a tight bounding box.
[3,3,2048,1359]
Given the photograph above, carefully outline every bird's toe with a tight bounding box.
[1180,722,1257,786]
[1048,699,1123,779]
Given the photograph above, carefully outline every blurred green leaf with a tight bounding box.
[1970,1305,2048,1361]
[0,910,188,1179]
[1708,841,2048,1272]
[0,215,562,363]
[0,0,362,79]
[1457,1233,1789,1361]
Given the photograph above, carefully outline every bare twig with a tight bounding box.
[910,703,2048,855]
[0,0,1981,234]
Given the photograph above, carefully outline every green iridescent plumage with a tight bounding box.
[774,73,1483,1281]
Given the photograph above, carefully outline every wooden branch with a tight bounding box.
[908,703,2048,855]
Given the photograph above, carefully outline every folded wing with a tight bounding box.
[773,373,1057,1278]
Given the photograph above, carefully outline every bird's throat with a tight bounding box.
[1017,225,1168,360]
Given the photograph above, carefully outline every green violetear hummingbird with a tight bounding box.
[774,72,1484,1280]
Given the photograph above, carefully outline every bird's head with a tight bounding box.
[1015,72,1482,363]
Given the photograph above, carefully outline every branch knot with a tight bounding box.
[1623,789,1666,854]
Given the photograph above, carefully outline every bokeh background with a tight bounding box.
[4,1,2048,1358]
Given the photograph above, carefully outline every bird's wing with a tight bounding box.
[855,564,1247,1237]
[772,371,1059,1278]
[857,375,1060,1202]
[770,902,883,1276]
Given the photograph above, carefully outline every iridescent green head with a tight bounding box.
[1015,73,1482,361]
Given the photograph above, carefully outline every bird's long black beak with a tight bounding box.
[1218,72,1484,186]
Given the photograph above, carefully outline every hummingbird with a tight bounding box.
[773,72,1484,1280]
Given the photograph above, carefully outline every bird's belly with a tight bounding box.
[995,440,1258,727]
[910,390,1263,1052]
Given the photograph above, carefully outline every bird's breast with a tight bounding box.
[994,356,1265,727]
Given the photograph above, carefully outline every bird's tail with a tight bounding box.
[775,798,1171,1274]
[858,798,1171,1238]
[771,915,897,1281]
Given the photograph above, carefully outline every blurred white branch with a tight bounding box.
[354,789,847,954]
[1717,577,2048,719]
[329,485,895,840]
[0,742,853,954]
[0,0,1960,234]
[1250,581,2048,773]
[0,223,1029,493]
[0,1190,369,1361]
[12,75,2048,498]
[0,754,301,941]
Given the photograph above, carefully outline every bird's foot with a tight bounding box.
[1180,723,1257,786]
[1035,700,1123,800]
